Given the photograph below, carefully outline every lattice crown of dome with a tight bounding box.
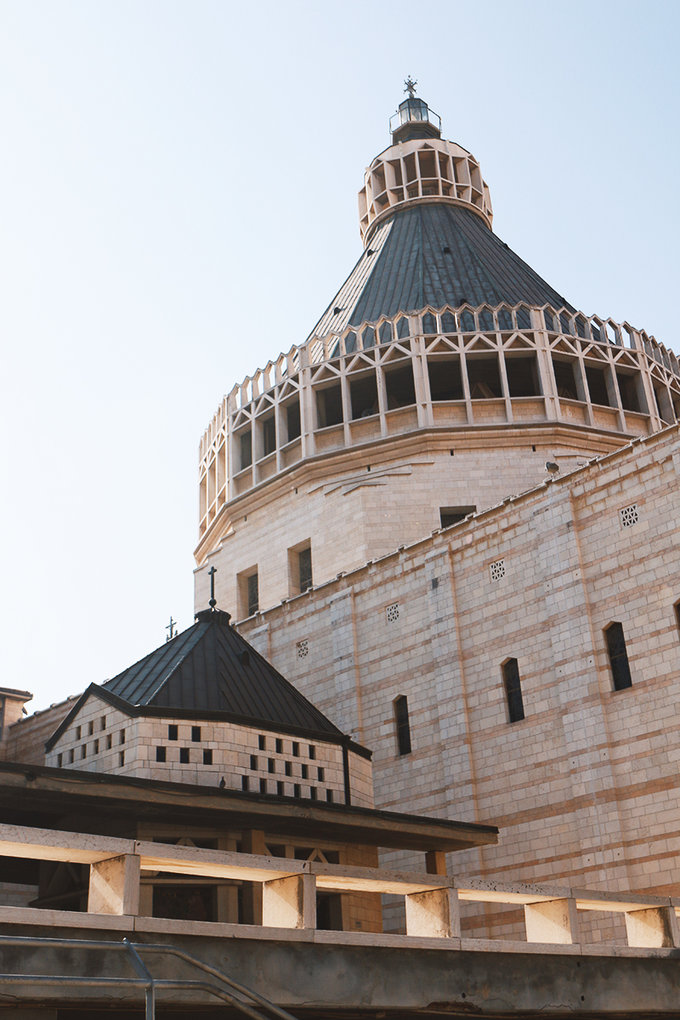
[359,135,493,246]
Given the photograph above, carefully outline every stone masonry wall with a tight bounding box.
[195,426,625,618]
[238,425,680,936]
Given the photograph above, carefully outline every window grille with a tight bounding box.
[619,504,639,528]
[490,559,506,582]
[297,639,309,659]
[386,602,400,623]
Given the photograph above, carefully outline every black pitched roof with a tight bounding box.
[46,610,353,751]
[103,609,342,735]
[308,203,572,338]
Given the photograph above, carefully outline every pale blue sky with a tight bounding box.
[1,0,678,711]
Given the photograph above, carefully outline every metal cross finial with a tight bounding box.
[165,616,177,642]
[208,566,217,609]
[404,76,417,98]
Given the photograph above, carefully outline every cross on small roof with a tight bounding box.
[404,76,417,98]
[208,566,217,609]
[165,616,177,642]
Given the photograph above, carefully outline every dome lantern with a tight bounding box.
[390,78,442,144]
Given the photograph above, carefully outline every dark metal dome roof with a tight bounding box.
[309,202,572,340]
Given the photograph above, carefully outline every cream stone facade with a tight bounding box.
[3,90,680,952]
[7,90,680,1015]
[233,425,680,922]
[189,91,680,938]
[195,308,680,617]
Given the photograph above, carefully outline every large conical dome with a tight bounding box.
[195,88,680,620]
[309,89,570,340]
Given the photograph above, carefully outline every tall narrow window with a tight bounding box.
[605,622,632,690]
[394,695,412,755]
[239,429,252,469]
[298,546,312,592]
[502,658,525,722]
[247,572,259,615]
[674,601,680,637]
[262,415,276,457]
[288,542,313,596]
[238,566,259,618]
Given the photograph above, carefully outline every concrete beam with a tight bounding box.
[0,823,134,865]
[312,861,449,895]
[2,928,680,1014]
[456,878,569,905]
[135,839,303,883]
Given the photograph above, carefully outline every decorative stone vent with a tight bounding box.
[296,640,309,659]
[619,504,639,528]
[489,559,506,582]
[386,602,400,623]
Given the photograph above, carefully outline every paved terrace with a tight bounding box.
[0,823,678,1017]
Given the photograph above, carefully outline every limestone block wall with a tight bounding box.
[195,429,625,619]
[1,696,76,766]
[237,425,680,932]
[44,693,372,807]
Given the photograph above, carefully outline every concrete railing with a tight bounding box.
[0,824,678,952]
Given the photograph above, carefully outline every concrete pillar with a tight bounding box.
[524,897,579,945]
[405,887,460,939]
[497,350,513,422]
[340,371,352,447]
[88,854,140,916]
[411,338,432,428]
[624,906,679,948]
[458,349,473,424]
[376,365,388,437]
[425,850,447,875]
[262,873,316,929]
[240,829,265,924]
[574,357,594,426]
[138,882,153,917]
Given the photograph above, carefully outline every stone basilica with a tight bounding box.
[192,86,680,930]
[2,87,680,1013]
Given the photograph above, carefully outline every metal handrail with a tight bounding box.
[0,933,300,1020]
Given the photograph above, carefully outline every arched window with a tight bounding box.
[502,658,525,723]
[393,695,412,755]
[604,622,632,691]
